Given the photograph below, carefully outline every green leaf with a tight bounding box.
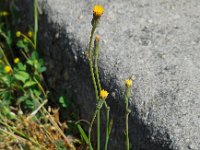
[38,59,44,66]
[23,80,36,88]
[31,51,38,60]
[16,62,26,71]
[27,59,34,66]
[2,106,11,115]
[38,66,46,73]
[1,75,13,86]
[77,124,89,144]
[17,40,29,52]
[16,96,28,105]
[59,96,65,104]
[14,71,30,83]
[24,99,34,110]
[33,89,41,97]
[1,91,12,102]
[59,96,69,108]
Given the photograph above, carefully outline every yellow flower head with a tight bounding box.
[4,66,11,73]
[28,31,33,38]
[0,11,9,17]
[14,57,20,64]
[93,5,104,17]
[125,79,132,88]
[100,89,109,100]
[16,31,21,37]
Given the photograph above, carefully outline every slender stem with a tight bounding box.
[88,109,99,150]
[20,49,29,60]
[93,32,102,150]
[88,25,98,100]
[94,37,111,150]
[97,110,100,150]
[34,0,38,49]
[125,88,131,150]
[21,34,35,49]
[94,38,101,92]
[88,22,101,150]
[0,46,11,67]
[104,105,110,150]
[0,31,14,58]
[33,77,47,99]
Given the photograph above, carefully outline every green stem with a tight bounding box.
[93,33,103,150]
[88,109,99,150]
[93,30,112,150]
[0,31,14,58]
[0,46,11,67]
[125,87,131,150]
[88,25,98,100]
[97,110,100,150]
[88,22,101,150]
[21,34,35,49]
[33,77,47,98]
[104,104,110,150]
[94,36,101,150]
[94,38,101,91]
[34,0,38,49]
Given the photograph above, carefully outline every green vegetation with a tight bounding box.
[0,1,133,150]
[0,1,78,149]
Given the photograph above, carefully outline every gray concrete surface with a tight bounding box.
[20,0,200,149]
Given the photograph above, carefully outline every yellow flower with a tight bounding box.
[4,66,11,73]
[93,5,104,17]
[14,58,20,64]
[28,31,33,38]
[100,89,109,100]
[0,11,9,17]
[16,31,21,37]
[125,79,132,88]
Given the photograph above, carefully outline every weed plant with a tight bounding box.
[0,1,78,149]
[76,5,133,150]
[0,1,133,150]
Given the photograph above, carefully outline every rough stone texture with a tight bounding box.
[19,0,200,149]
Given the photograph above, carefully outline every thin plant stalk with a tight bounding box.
[94,37,101,91]
[104,104,110,150]
[93,36,101,150]
[34,0,38,49]
[94,36,111,150]
[97,110,100,150]
[88,24,98,100]
[0,46,11,67]
[88,109,98,150]
[21,33,35,49]
[125,86,131,150]
[88,22,101,150]
[88,100,104,150]
[0,32,14,58]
